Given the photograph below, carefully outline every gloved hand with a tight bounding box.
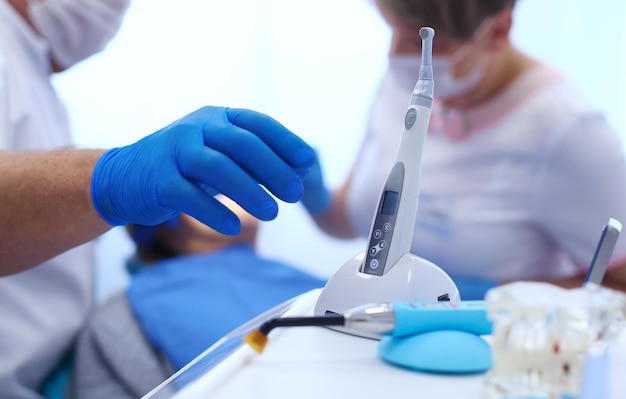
[91,106,315,235]
[300,150,331,215]
[450,275,498,300]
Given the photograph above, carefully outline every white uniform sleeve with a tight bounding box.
[532,111,626,270]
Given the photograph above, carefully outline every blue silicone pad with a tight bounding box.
[378,330,492,374]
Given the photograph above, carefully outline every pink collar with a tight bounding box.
[429,65,562,140]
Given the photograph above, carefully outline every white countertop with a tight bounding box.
[147,289,626,399]
[167,289,487,399]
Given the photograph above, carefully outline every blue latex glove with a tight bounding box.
[91,107,315,234]
[450,275,498,300]
[300,150,331,214]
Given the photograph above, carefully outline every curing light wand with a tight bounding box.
[313,27,458,323]
[244,300,492,353]
[360,27,434,276]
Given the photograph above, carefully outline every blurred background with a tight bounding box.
[52,0,626,301]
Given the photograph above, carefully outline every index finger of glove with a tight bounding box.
[158,178,243,235]
[202,132,305,203]
[225,108,316,169]
[177,146,280,221]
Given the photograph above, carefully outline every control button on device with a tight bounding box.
[405,108,417,129]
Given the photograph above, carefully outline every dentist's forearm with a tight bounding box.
[0,149,111,275]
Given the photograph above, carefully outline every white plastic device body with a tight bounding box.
[314,28,459,336]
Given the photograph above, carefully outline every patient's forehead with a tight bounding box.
[216,195,258,226]
[181,195,259,236]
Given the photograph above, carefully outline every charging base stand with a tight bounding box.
[314,251,460,339]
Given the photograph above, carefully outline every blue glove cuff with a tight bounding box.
[91,148,126,226]
[92,148,178,226]
[300,149,331,215]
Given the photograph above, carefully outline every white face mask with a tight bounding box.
[430,19,494,100]
[387,49,488,100]
[28,0,130,69]
[431,51,486,99]
[388,19,493,100]
[388,55,422,92]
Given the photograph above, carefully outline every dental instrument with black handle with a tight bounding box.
[244,299,492,353]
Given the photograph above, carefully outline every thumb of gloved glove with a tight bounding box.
[91,106,315,234]
[300,150,331,215]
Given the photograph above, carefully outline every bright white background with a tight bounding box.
[52,0,626,301]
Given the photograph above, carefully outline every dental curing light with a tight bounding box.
[245,300,491,353]
[314,27,459,337]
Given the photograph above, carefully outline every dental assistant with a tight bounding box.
[0,0,130,397]
[302,0,626,297]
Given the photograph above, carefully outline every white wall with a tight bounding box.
[52,0,626,301]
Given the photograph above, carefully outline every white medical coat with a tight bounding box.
[348,64,626,282]
[0,2,93,398]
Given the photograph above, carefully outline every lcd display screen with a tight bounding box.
[381,190,399,215]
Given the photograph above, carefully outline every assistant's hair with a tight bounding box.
[374,0,516,40]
